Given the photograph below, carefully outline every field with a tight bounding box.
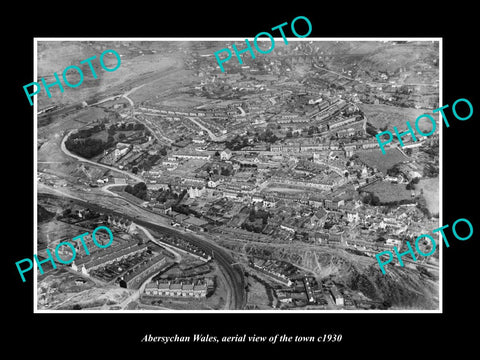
[356,148,409,173]
[245,272,274,309]
[317,41,438,74]
[37,41,184,108]
[38,107,108,137]
[154,95,206,108]
[361,180,413,203]
[359,103,439,132]
[129,65,195,105]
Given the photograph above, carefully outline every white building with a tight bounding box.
[188,186,206,198]
[386,238,403,249]
[114,143,131,160]
[220,149,232,161]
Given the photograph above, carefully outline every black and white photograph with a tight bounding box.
[33,39,441,312]
[6,5,478,353]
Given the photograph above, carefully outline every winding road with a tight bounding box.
[44,84,246,309]
[136,224,182,263]
[60,130,144,183]
[185,116,227,142]
[38,190,246,310]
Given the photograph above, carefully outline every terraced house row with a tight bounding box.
[71,241,148,274]
[123,255,167,289]
[145,280,208,298]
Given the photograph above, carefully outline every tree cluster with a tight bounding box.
[65,137,114,159]
[423,164,439,178]
[172,203,190,215]
[421,144,439,157]
[156,188,178,203]
[383,198,416,207]
[365,122,379,137]
[362,192,381,206]
[65,124,114,159]
[205,163,233,176]
[386,164,403,177]
[248,208,270,224]
[225,135,248,151]
[172,203,201,218]
[416,199,431,218]
[242,219,264,233]
[125,182,148,200]
[242,208,270,233]
[226,128,278,150]
[38,205,55,223]
[307,125,320,135]
[257,129,278,143]
[70,124,105,140]
[137,154,162,171]
[406,177,420,190]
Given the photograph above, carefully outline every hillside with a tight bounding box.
[359,103,439,131]
[312,41,438,79]
[232,242,438,310]
[37,204,55,223]
[36,41,184,108]
[301,248,438,309]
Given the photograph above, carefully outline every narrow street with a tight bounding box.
[136,224,183,263]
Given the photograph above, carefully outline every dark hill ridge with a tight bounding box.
[310,41,438,75]
[346,264,438,309]
[240,242,438,310]
[38,204,55,223]
[304,249,439,310]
